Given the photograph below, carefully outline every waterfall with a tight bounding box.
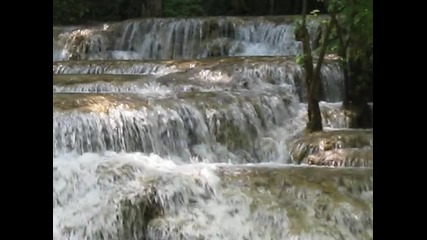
[53,15,372,240]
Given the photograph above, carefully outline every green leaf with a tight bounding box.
[296,54,306,65]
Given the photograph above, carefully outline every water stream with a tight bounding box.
[53,16,373,240]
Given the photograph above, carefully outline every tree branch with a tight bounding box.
[314,18,334,79]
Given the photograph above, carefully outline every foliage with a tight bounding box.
[53,0,142,25]
[53,0,331,25]
[311,0,373,110]
[53,0,90,25]
[331,0,373,95]
[307,1,373,54]
[163,0,205,17]
[310,9,320,16]
[296,54,307,65]
[298,0,373,81]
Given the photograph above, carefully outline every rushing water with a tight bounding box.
[53,16,373,240]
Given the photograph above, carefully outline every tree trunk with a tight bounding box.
[296,0,325,133]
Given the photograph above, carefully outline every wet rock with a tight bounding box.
[118,187,163,240]
[55,156,372,240]
[136,165,373,240]
[289,129,373,165]
[56,28,115,61]
[307,148,373,167]
[53,74,146,86]
[201,38,244,57]
[53,90,296,161]
[322,102,373,129]
[215,166,372,239]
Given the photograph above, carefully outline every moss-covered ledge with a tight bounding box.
[289,129,373,166]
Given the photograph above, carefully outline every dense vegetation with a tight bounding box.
[53,0,327,25]
[295,0,373,132]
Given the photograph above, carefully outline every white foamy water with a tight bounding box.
[52,152,253,240]
[234,42,285,56]
[53,17,322,61]
[53,81,175,96]
[53,15,372,240]
[53,72,372,240]
[53,152,185,239]
[53,152,373,240]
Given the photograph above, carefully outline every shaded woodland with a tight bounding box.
[53,0,327,24]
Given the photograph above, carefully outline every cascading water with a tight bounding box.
[53,16,372,240]
[53,16,323,62]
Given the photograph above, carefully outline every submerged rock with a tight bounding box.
[201,38,244,57]
[117,185,163,240]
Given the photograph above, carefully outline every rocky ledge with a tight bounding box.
[289,129,373,167]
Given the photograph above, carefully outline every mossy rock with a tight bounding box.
[320,103,373,129]
[53,88,296,161]
[200,38,244,57]
[219,166,372,238]
[55,28,116,61]
[289,129,373,164]
[208,110,258,152]
[53,74,147,86]
[53,60,175,75]
[53,56,341,75]
[119,190,163,240]
[53,93,152,113]
[105,165,372,240]
[58,179,163,240]
[307,148,373,167]
[142,165,371,239]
